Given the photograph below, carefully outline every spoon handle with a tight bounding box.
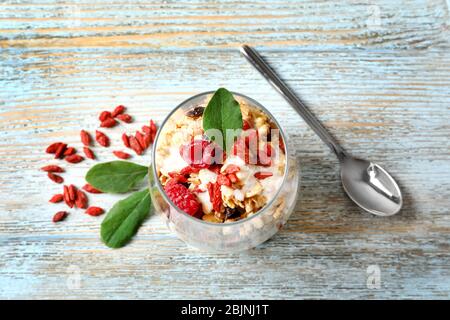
[240,45,347,160]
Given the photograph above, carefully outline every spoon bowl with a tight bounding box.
[340,157,402,216]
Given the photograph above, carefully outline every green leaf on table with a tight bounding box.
[85,161,148,193]
[202,87,243,153]
[101,189,152,248]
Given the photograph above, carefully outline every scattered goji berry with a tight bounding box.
[82,183,103,194]
[150,120,157,142]
[83,147,95,160]
[254,172,273,180]
[99,111,112,122]
[46,142,62,154]
[63,147,76,156]
[41,165,64,173]
[68,184,77,202]
[63,185,73,208]
[54,143,67,159]
[116,113,132,123]
[49,194,64,203]
[100,117,118,128]
[80,130,91,146]
[75,190,88,209]
[95,130,109,147]
[65,154,84,163]
[53,211,68,223]
[112,105,126,117]
[113,151,131,159]
[135,131,146,149]
[142,125,151,134]
[122,133,130,148]
[129,136,143,155]
[48,172,64,184]
[85,206,104,216]
[143,133,151,148]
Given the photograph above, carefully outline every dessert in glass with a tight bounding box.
[149,90,299,252]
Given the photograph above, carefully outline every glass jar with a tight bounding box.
[148,92,300,252]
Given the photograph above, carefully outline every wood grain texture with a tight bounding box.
[0,0,449,299]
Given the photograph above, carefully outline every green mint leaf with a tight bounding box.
[101,189,152,248]
[202,88,243,152]
[85,161,148,193]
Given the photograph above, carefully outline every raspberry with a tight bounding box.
[217,174,231,187]
[165,182,201,217]
[180,139,213,169]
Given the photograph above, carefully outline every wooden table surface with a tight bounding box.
[1,0,449,299]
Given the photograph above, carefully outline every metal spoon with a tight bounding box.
[240,45,402,216]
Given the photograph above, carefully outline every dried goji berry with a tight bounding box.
[116,113,132,123]
[142,125,151,134]
[129,136,143,155]
[82,183,103,194]
[63,147,76,156]
[53,211,68,223]
[95,130,109,147]
[207,182,222,213]
[80,130,91,146]
[49,194,64,203]
[48,172,64,184]
[143,132,152,148]
[83,147,95,160]
[101,117,118,128]
[113,151,131,159]
[112,105,126,117]
[63,185,73,208]
[223,164,240,174]
[54,143,67,159]
[75,190,88,209]
[254,172,273,180]
[150,120,157,141]
[99,111,112,122]
[41,165,64,173]
[65,154,84,163]
[135,131,146,150]
[68,184,77,202]
[122,133,130,148]
[85,206,104,216]
[46,142,62,154]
